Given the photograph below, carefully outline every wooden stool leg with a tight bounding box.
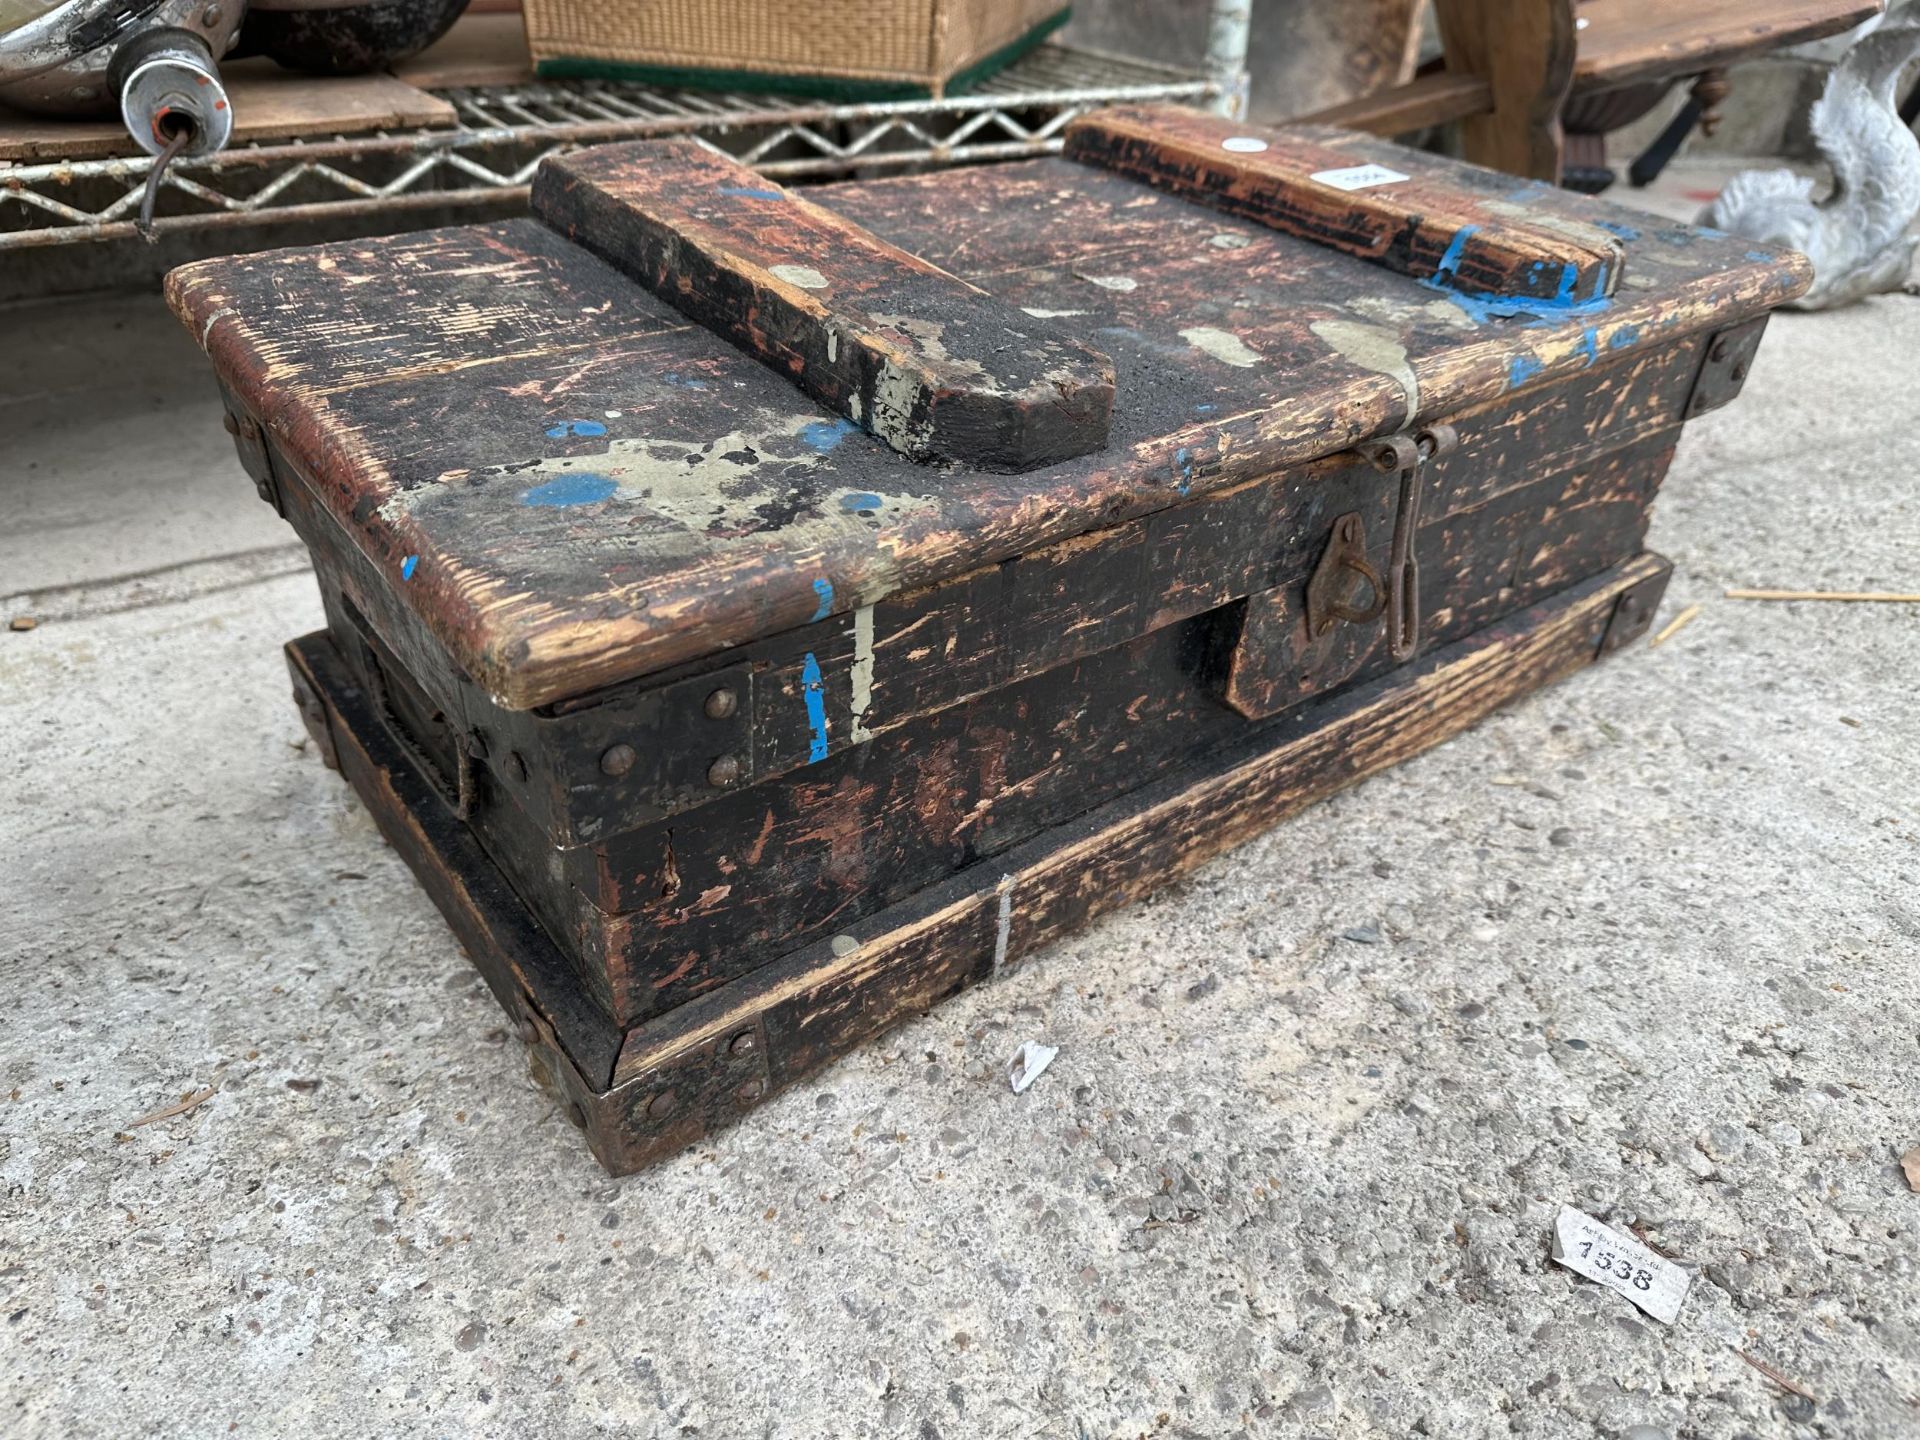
[1433,0,1577,181]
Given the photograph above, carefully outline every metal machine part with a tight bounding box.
[0,0,244,150]
[112,25,233,156]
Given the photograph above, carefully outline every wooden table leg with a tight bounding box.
[1433,0,1577,181]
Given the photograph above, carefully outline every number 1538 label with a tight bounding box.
[1551,1207,1692,1325]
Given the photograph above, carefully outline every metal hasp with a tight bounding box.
[1305,513,1387,638]
[1361,421,1459,662]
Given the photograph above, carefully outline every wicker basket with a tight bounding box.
[523,0,1072,99]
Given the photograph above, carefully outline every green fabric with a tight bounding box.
[535,7,1070,102]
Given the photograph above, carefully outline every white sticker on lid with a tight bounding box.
[1221,136,1269,153]
[1550,1207,1693,1325]
[1311,163,1411,192]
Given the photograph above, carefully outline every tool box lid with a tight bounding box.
[167,106,1806,711]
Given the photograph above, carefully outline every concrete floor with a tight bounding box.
[2,179,1918,1440]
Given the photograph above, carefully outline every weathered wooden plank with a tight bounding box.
[0,62,456,163]
[170,156,1808,710]
[430,431,1673,1025]
[286,553,1668,1172]
[259,333,1710,856]
[532,138,1115,471]
[596,552,1670,1127]
[1573,0,1880,93]
[1064,107,1622,302]
[1299,69,1492,137]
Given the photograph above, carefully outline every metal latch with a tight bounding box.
[1217,419,1461,723]
[1357,422,1457,661]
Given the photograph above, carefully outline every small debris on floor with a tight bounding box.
[1732,1346,1819,1405]
[1007,1041,1057,1095]
[8,616,36,632]
[1549,1206,1691,1324]
[1725,588,1920,603]
[1901,1146,1920,1192]
[128,1085,216,1128]
[1649,603,1701,647]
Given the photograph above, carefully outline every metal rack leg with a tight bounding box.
[1205,0,1252,119]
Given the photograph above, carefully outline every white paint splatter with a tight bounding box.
[1208,233,1251,250]
[869,358,934,456]
[1021,307,1089,318]
[992,874,1015,973]
[1310,318,1420,423]
[1222,136,1269,153]
[769,263,829,291]
[849,603,875,744]
[1084,275,1138,292]
[1179,326,1262,369]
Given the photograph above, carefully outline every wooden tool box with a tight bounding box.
[168,106,1807,1174]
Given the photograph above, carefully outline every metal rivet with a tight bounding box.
[729,1029,757,1055]
[646,1089,678,1120]
[1710,338,1731,362]
[735,1079,766,1106]
[1730,361,1748,383]
[466,731,489,760]
[704,687,738,720]
[506,751,528,782]
[600,742,637,777]
[707,754,741,787]
[202,3,222,25]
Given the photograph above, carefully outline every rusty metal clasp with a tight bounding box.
[1306,513,1387,637]
[1360,422,1457,662]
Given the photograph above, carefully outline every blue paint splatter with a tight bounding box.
[1508,353,1544,389]
[1607,324,1642,350]
[1432,225,1479,286]
[1696,225,1728,240]
[1576,327,1600,368]
[841,492,882,513]
[719,185,784,200]
[810,577,834,621]
[1596,220,1641,242]
[801,418,858,453]
[801,652,829,763]
[1744,250,1775,262]
[1421,223,1615,325]
[1194,403,1217,415]
[400,555,418,581]
[544,419,607,438]
[1174,446,1195,495]
[522,472,618,507]
[662,372,711,392]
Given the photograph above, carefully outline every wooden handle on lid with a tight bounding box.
[1065,106,1625,307]
[532,139,1115,473]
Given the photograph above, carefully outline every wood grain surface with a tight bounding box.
[277,552,1673,1172]
[169,119,1806,710]
[533,139,1115,471]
